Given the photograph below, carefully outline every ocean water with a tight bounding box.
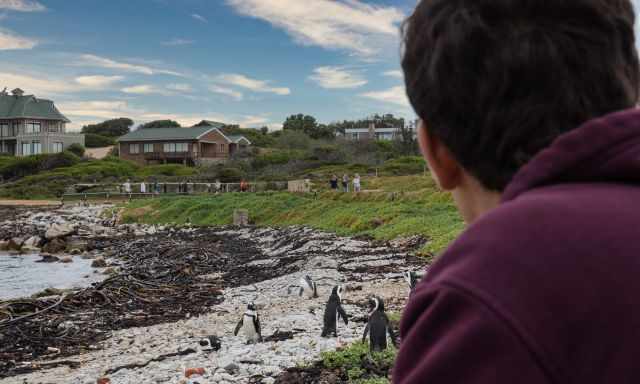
[0,252,102,300]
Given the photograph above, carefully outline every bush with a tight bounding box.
[380,156,426,175]
[85,133,116,148]
[216,167,245,182]
[0,152,80,180]
[272,130,313,150]
[67,143,86,157]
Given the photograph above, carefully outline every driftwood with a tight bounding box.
[104,348,197,375]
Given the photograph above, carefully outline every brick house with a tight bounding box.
[0,88,84,156]
[117,122,251,166]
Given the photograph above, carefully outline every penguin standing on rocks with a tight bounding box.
[234,302,262,344]
[321,285,348,337]
[299,275,319,298]
[404,271,422,294]
[362,296,398,352]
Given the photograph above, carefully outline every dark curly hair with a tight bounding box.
[402,0,640,190]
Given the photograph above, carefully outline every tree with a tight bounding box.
[84,133,116,148]
[260,126,269,135]
[81,118,133,137]
[283,114,335,139]
[138,120,181,129]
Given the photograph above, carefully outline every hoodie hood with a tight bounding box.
[503,108,640,202]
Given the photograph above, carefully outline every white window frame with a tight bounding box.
[219,143,224,153]
[32,141,41,155]
[163,143,176,152]
[51,142,63,153]
[143,143,154,153]
[176,143,188,152]
[21,142,31,156]
[129,144,140,154]
[25,121,41,134]
[0,123,7,137]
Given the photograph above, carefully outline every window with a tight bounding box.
[219,143,225,153]
[0,123,7,137]
[32,141,41,155]
[144,143,154,153]
[12,122,19,136]
[163,143,188,152]
[25,121,41,134]
[350,133,359,140]
[129,144,140,154]
[51,142,63,153]
[21,142,31,156]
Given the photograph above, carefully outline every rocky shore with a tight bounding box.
[0,205,428,384]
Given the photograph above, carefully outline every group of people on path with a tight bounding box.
[330,173,361,193]
[120,179,251,194]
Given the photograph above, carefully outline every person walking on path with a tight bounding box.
[341,174,349,192]
[330,175,339,190]
[140,181,146,194]
[215,179,222,193]
[353,174,361,193]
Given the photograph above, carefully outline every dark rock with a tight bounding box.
[224,363,240,374]
[91,257,107,268]
[42,238,67,254]
[36,254,60,263]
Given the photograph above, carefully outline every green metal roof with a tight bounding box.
[118,126,219,142]
[0,93,70,122]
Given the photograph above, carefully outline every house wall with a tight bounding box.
[0,118,82,156]
[119,140,205,165]
[199,130,229,157]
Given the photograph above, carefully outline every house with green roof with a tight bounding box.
[117,120,250,166]
[0,88,84,156]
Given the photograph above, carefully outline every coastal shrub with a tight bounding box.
[380,156,425,176]
[67,143,86,157]
[137,164,197,178]
[0,152,80,180]
[85,133,116,148]
[321,341,396,383]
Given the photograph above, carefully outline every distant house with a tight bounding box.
[117,121,251,166]
[0,88,84,156]
[340,122,416,141]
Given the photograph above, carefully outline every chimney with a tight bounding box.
[11,88,24,97]
[368,121,376,139]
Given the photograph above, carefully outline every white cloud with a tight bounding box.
[121,84,174,96]
[75,75,124,88]
[216,73,290,95]
[0,28,37,50]
[209,84,243,101]
[192,13,207,22]
[360,86,409,107]
[167,83,193,92]
[161,38,194,46]
[383,70,403,78]
[309,66,367,89]
[0,71,80,95]
[226,0,404,57]
[77,54,185,77]
[0,0,45,12]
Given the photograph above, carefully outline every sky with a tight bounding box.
[0,0,417,131]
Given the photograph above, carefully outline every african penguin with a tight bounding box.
[362,296,398,352]
[299,275,319,298]
[404,271,422,295]
[199,335,222,351]
[233,302,262,344]
[321,285,349,337]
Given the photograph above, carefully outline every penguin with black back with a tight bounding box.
[233,302,263,344]
[404,271,422,295]
[362,296,398,352]
[299,275,319,298]
[321,285,348,337]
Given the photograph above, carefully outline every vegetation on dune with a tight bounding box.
[120,175,463,256]
[0,152,80,180]
[320,341,396,383]
[0,157,195,199]
[84,133,116,148]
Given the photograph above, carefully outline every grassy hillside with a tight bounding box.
[120,175,464,256]
[0,157,196,199]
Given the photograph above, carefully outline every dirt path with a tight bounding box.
[0,199,60,207]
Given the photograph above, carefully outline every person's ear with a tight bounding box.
[418,120,463,190]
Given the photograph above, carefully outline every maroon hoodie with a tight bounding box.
[394,109,640,383]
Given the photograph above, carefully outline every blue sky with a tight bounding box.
[0,0,417,131]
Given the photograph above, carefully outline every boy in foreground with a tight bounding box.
[395,0,640,383]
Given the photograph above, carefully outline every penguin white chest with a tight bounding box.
[242,315,258,340]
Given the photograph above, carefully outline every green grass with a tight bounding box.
[120,175,463,255]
